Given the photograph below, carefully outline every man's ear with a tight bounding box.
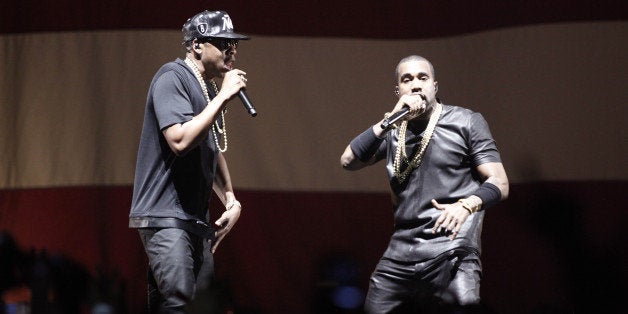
[434,81,438,93]
[394,86,400,97]
[192,39,202,51]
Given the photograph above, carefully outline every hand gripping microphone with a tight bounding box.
[380,107,410,129]
[238,89,257,117]
[380,94,427,129]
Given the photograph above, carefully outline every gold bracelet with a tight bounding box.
[466,198,479,212]
[458,199,477,214]
[225,200,241,211]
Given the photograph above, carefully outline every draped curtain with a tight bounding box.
[1,1,626,312]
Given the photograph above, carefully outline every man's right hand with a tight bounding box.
[392,94,426,120]
[218,69,247,101]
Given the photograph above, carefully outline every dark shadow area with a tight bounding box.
[513,182,626,313]
[186,278,266,314]
[311,253,366,314]
[0,231,127,314]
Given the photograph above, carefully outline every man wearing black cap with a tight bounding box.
[129,10,250,313]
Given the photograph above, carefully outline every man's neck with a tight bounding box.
[185,54,209,80]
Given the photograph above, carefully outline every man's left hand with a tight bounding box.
[431,199,471,240]
[211,203,242,253]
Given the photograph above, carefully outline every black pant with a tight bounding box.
[364,252,481,314]
[139,228,214,314]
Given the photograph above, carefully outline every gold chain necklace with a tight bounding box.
[184,57,228,152]
[393,102,442,182]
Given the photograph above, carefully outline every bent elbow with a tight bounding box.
[168,141,191,157]
[340,157,367,171]
[340,157,350,170]
[502,189,509,201]
[340,145,360,171]
[500,181,510,201]
[340,153,357,171]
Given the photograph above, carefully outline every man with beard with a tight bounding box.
[129,10,249,313]
[340,55,509,313]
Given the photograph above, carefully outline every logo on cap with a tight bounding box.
[197,23,208,35]
[221,15,234,31]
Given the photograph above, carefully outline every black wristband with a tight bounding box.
[472,182,502,210]
[349,127,384,162]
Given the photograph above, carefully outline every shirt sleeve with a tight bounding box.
[152,70,194,131]
[468,112,501,166]
[372,139,388,163]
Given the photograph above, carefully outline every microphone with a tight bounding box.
[238,89,257,117]
[381,94,428,129]
[381,107,409,129]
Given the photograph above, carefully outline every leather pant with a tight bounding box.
[139,228,214,314]
[364,251,481,314]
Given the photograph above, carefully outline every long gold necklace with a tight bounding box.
[184,57,228,152]
[393,102,442,182]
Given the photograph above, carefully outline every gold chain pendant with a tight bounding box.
[184,57,228,152]
[393,102,442,182]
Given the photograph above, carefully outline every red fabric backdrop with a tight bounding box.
[1,182,626,313]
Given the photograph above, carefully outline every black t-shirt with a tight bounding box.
[374,104,502,262]
[130,59,218,226]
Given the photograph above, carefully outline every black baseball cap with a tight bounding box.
[182,10,250,43]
